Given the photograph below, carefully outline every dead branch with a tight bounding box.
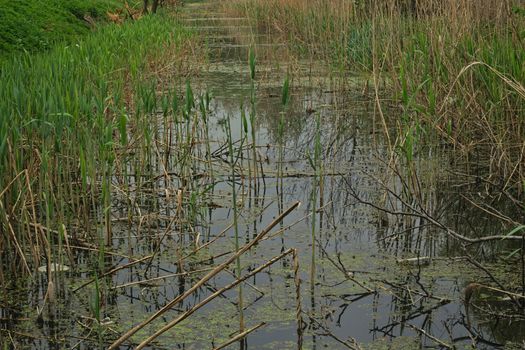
[344,175,524,243]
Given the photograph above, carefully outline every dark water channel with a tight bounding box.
[2,0,525,349]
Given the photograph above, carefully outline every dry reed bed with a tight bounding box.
[225,0,525,193]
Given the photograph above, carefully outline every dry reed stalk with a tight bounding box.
[464,282,525,305]
[212,322,266,350]
[0,201,31,275]
[0,170,26,198]
[441,61,525,113]
[0,170,37,273]
[135,249,296,349]
[109,201,300,349]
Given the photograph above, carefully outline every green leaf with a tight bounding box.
[505,248,522,259]
[249,47,256,80]
[281,75,290,106]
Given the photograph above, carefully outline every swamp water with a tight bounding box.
[1,1,525,349]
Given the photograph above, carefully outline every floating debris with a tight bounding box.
[37,263,70,273]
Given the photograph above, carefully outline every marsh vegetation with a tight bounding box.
[1,0,525,349]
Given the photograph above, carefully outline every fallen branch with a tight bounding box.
[344,175,524,243]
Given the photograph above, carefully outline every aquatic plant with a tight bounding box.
[0,13,195,276]
[225,114,246,333]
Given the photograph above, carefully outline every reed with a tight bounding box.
[0,13,195,276]
[279,75,290,181]
[249,47,258,193]
[309,113,322,288]
[226,0,525,192]
[91,273,101,324]
[225,115,246,334]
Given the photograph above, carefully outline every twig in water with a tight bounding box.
[308,316,361,349]
[111,267,213,290]
[344,175,525,243]
[407,323,453,349]
[212,322,266,350]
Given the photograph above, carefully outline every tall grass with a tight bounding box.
[0,14,195,275]
[226,0,525,193]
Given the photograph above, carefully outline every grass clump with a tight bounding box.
[0,0,136,55]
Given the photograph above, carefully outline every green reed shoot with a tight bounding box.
[310,113,322,288]
[199,91,214,179]
[92,273,101,323]
[278,75,290,208]
[225,115,245,332]
[241,101,250,179]
[248,47,258,191]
